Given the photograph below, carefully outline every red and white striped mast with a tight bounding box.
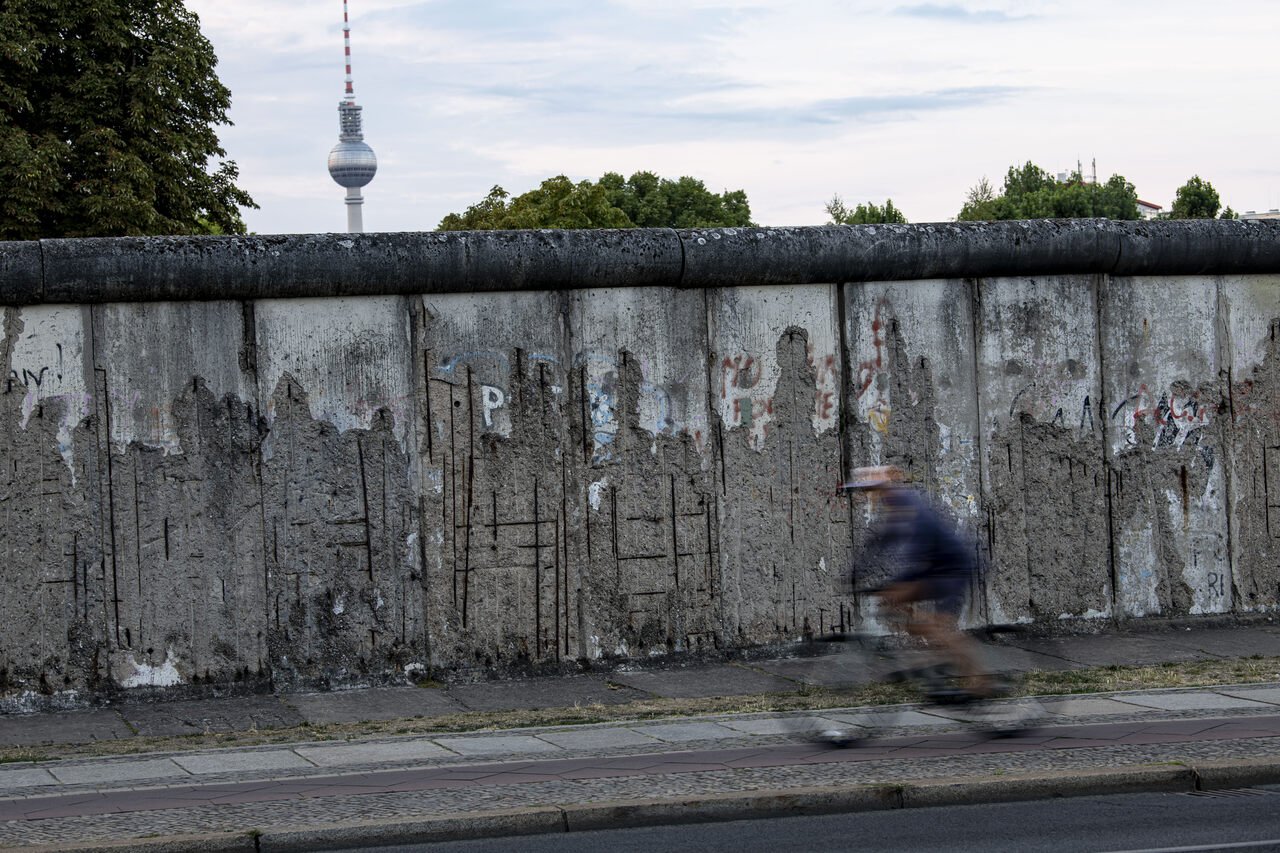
[326,0,377,233]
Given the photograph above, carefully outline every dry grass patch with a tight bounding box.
[5,655,1279,765]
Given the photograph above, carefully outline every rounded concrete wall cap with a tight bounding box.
[0,220,1277,305]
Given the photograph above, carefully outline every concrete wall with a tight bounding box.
[2,221,1280,703]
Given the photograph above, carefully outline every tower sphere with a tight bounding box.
[328,140,377,188]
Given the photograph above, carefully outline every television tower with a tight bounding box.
[327,0,377,233]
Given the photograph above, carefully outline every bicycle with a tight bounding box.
[806,608,1047,748]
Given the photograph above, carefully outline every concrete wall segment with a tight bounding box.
[709,285,851,642]
[567,288,719,659]
[1102,276,1228,618]
[1219,275,1280,612]
[842,279,982,629]
[417,291,580,670]
[975,276,1109,623]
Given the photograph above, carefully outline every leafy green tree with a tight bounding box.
[1170,176,1223,219]
[825,195,907,224]
[957,161,1139,221]
[438,172,753,230]
[0,0,256,239]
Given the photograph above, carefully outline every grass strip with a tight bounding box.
[5,654,1279,765]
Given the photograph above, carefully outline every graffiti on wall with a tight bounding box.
[578,350,708,464]
[854,299,893,437]
[718,340,839,450]
[1111,383,1212,451]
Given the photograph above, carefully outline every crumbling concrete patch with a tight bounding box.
[710,285,852,642]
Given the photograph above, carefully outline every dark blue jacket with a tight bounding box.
[865,486,975,581]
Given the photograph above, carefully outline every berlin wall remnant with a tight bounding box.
[1,221,1279,705]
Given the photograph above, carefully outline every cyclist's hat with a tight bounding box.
[843,465,901,490]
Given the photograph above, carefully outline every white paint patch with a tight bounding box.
[574,288,712,461]
[588,479,608,511]
[9,306,91,478]
[711,285,840,451]
[90,302,255,457]
[256,296,413,452]
[116,649,184,688]
[332,596,346,616]
[1115,526,1160,617]
[818,557,827,574]
[479,384,509,435]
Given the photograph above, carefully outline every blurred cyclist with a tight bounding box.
[844,465,991,699]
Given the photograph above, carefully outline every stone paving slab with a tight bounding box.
[284,686,465,724]
[1009,634,1223,667]
[120,695,305,737]
[535,728,661,751]
[748,655,881,687]
[629,721,744,742]
[294,739,455,767]
[717,716,845,736]
[0,766,57,790]
[1160,626,1280,658]
[1039,697,1152,716]
[1109,692,1276,712]
[826,709,952,727]
[172,749,316,775]
[447,675,646,711]
[1218,687,1280,705]
[0,708,131,747]
[978,643,1081,673]
[48,758,187,786]
[432,735,564,757]
[610,665,798,698]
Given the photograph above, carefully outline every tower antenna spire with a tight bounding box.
[327,0,377,233]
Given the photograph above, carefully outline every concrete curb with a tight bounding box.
[37,760,1280,853]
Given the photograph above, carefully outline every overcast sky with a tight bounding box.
[185,0,1280,235]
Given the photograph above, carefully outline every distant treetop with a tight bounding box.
[957,162,1139,221]
[825,195,908,224]
[437,172,754,230]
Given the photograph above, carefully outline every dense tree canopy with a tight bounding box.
[1170,175,1236,219]
[825,195,907,224]
[437,172,753,230]
[957,162,1139,221]
[0,0,255,239]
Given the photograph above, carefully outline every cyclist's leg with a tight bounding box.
[916,577,991,696]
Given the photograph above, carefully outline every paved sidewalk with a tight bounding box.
[3,622,1280,850]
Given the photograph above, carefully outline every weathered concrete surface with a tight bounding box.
[976,276,1109,624]
[417,291,577,671]
[2,224,1280,703]
[1102,277,1227,619]
[569,288,718,659]
[255,297,424,689]
[1221,275,1280,613]
[2,221,1277,306]
[710,285,851,642]
[843,279,981,627]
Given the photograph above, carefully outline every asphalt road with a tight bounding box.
[337,786,1280,853]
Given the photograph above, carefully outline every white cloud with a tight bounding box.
[188,0,1280,233]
